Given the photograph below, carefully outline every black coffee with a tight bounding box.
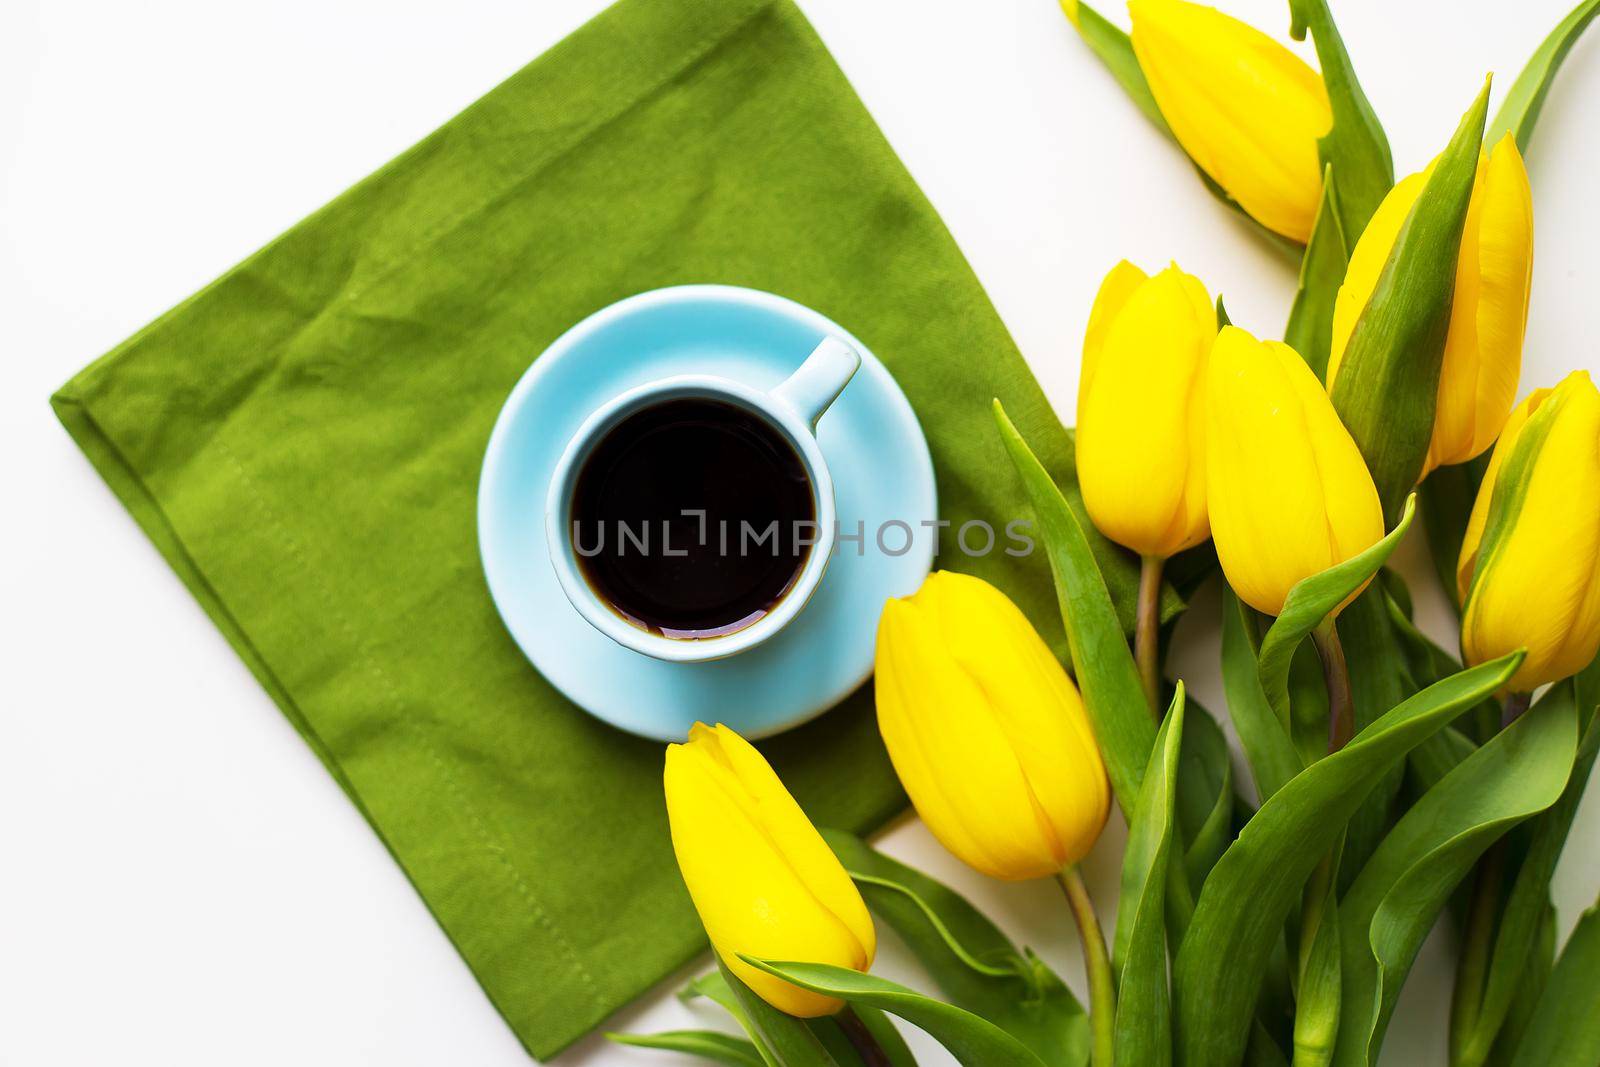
[569,397,815,639]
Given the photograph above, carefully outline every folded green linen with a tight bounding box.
[51,0,1079,1057]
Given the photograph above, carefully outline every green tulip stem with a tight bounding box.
[1450,837,1508,1066]
[1291,846,1339,1067]
[1501,689,1532,728]
[1450,689,1529,1064]
[1057,865,1117,1067]
[835,1004,892,1067]
[1297,845,1336,977]
[1136,554,1165,718]
[1311,619,1353,753]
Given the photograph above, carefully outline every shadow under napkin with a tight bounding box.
[50,0,1079,1058]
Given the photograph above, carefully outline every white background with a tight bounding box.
[3,1,1598,1064]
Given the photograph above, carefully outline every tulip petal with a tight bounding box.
[1081,259,1149,402]
[1077,262,1215,557]
[1207,327,1383,616]
[1462,372,1600,690]
[924,572,1111,867]
[1130,0,1330,241]
[705,725,877,967]
[876,587,1068,880]
[1455,136,1532,464]
[664,727,877,1017]
[1426,152,1490,472]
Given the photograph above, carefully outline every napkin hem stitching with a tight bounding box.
[212,436,609,1021]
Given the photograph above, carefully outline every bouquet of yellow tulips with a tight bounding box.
[614,1,1600,1064]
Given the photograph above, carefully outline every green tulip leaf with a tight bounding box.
[1287,638,1335,767]
[996,400,1157,814]
[1221,587,1302,802]
[1293,857,1344,1067]
[1248,1026,1291,1067]
[1489,0,1600,153]
[1289,832,1346,1067]
[1056,427,1189,639]
[716,959,846,1067]
[1383,589,1458,691]
[1329,81,1489,523]
[1288,0,1395,240]
[1489,901,1557,1065]
[1066,0,1168,130]
[1283,165,1350,380]
[1381,591,1503,794]
[1172,651,1523,1067]
[848,1007,919,1067]
[1379,567,1414,619]
[801,1010,917,1067]
[1462,380,1569,613]
[1176,696,1239,891]
[741,959,1048,1067]
[1257,494,1417,732]
[680,970,784,1067]
[1406,724,1474,796]
[681,970,747,1018]
[1329,685,1581,1066]
[822,829,1089,1067]
[608,1030,768,1067]
[846,873,1015,980]
[1114,685,1184,1067]
[1333,585,1417,885]
[1338,579,1415,740]
[1455,669,1600,1064]
[802,1016,860,1066]
[1506,897,1600,1067]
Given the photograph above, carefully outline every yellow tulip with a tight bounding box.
[1129,0,1331,242]
[1459,371,1600,692]
[1076,260,1216,559]
[1329,133,1534,474]
[1206,326,1385,616]
[875,571,1110,882]
[663,723,875,1017]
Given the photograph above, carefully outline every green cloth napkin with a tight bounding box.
[52,0,1078,1057]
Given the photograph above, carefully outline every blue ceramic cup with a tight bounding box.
[544,337,861,663]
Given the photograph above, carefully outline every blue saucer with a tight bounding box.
[477,285,937,741]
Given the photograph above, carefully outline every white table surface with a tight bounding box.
[4,1,1598,1063]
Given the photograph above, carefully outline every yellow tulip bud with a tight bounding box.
[874,571,1111,882]
[1076,260,1217,558]
[1129,0,1331,242]
[1206,326,1385,617]
[1459,371,1600,692]
[663,723,875,1017]
[1329,134,1534,474]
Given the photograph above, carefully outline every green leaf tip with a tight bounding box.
[994,397,1158,815]
[1329,77,1487,524]
[1255,493,1417,732]
[1292,0,1394,239]
[1490,0,1600,153]
[845,871,1017,980]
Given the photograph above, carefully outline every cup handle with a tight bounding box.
[770,336,862,429]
